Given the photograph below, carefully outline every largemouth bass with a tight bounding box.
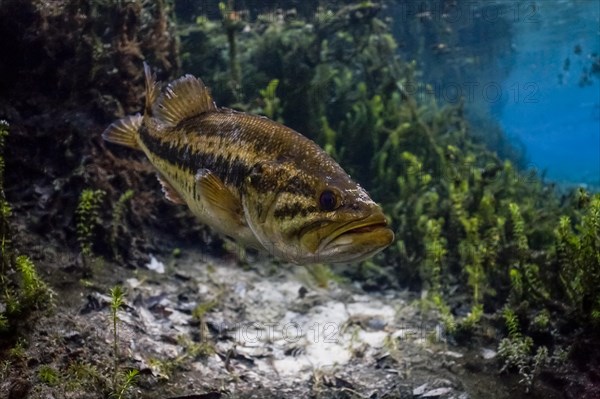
[103,64,394,264]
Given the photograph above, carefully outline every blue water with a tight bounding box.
[498,0,600,188]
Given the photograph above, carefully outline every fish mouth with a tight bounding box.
[319,213,394,253]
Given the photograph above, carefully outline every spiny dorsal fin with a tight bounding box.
[154,74,217,126]
[143,62,159,116]
[102,114,142,150]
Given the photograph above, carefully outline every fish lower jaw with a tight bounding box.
[342,222,389,235]
[318,217,390,252]
[319,226,395,263]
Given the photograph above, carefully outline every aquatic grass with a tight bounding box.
[38,365,60,386]
[257,79,282,121]
[555,194,600,324]
[15,255,50,307]
[0,120,10,288]
[109,285,125,385]
[65,361,106,392]
[422,217,445,290]
[111,189,134,260]
[113,369,139,399]
[76,188,106,258]
[498,306,548,392]
[0,120,51,333]
[8,338,27,360]
[108,285,140,398]
[192,300,218,321]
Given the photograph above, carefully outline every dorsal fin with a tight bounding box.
[153,74,217,126]
[143,62,159,116]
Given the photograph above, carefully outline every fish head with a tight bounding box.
[243,162,394,264]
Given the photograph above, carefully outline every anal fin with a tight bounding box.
[195,169,244,229]
[156,174,185,204]
[102,114,142,150]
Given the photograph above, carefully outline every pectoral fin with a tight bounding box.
[195,169,245,229]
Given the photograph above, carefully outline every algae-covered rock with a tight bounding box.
[0,0,179,114]
[0,0,197,270]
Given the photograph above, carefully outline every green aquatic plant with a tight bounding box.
[0,121,51,333]
[507,202,548,303]
[113,369,139,399]
[15,255,50,307]
[0,120,10,278]
[498,306,548,392]
[76,188,106,257]
[178,334,215,359]
[257,78,282,121]
[531,309,550,331]
[111,189,134,259]
[38,365,60,386]
[192,300,218,322]
[8,337,27,361]
[421,217,446,296]
[461,217,485,308]
[0,121,12,326]
[109,284,139,398]
[109,285,125,389]
[65,361,105,392]
[555,194,600,324]
[498,308,531,375]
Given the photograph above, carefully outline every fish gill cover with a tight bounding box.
[0,0,598,398]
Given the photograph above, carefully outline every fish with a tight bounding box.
[102,64,394,264]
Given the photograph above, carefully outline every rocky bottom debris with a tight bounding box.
[2,251,526,398]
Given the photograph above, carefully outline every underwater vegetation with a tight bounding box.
[0,0,598,396]
[0,121,52,335]
[178,0,600,390]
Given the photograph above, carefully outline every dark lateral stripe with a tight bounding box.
[140,125,250,188]
[140,124,317,197]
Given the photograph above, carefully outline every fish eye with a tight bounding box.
[319,190,338,212]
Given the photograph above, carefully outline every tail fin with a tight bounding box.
[103,63,156,150]
[102,114,142,150]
